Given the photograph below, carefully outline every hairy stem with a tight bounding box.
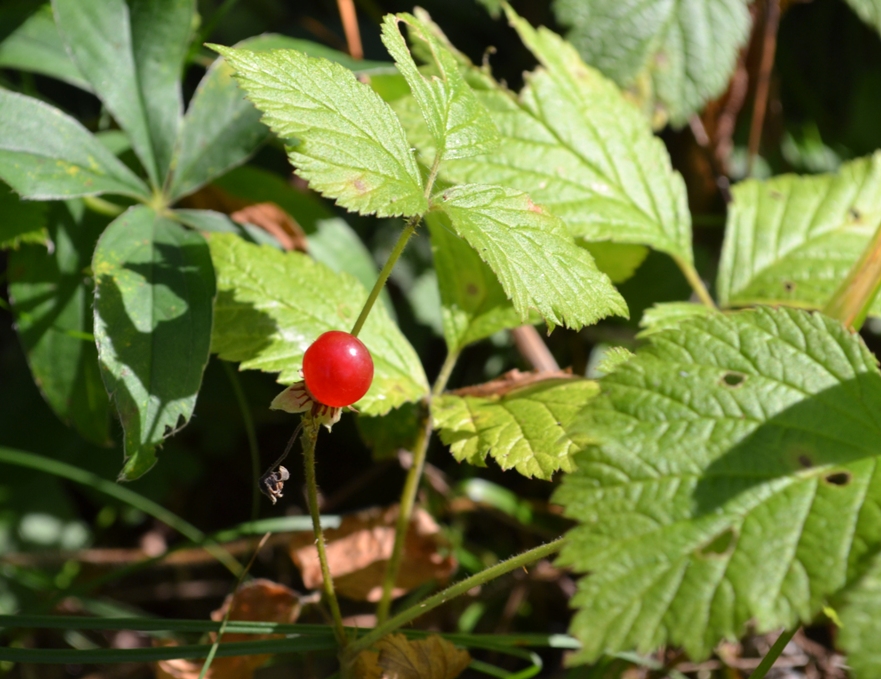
[823,216,881,331]
[347,536,566,659]
[673,255,717,310]
[747,627,797,679]
[302,418,347,647]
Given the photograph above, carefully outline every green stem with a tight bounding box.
[350,215,420,338]
[823,217,881,331]
[83,196,125,217]
[222,361,261,522]
[746,627,798,679]
[302,418,347,647]
[347,536,566,659]
[673,255,717,310]
[431,349,460,398]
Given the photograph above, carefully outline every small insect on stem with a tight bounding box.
[259,420,304,504]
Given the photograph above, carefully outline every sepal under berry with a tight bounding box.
[270,380,347,430]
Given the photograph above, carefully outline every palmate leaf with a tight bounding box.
[424,10,693,266]
[212,45,427,218]
[554,307,881,662]
[552,0,751,126]
[93,207,215,480]
[208,233,428,416]
[380,12,498,162]
[434,184,628,331]
[717,153,881,315]
[433,377,598,479]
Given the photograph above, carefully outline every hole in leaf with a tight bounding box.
[825,471,851,486]
[782,281,796,293]
[721,371,746,387]
[697,527,737,558]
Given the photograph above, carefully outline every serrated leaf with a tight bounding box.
[552,0,751,126]
[8,200,111,444]
[434,377,598,479]
[637,301,718,338]
[554,306,881,662]
[93,207,215,480]
[208,233,428,416]
[426,211,525,352]
[53,0,194,186]
[0,4,89,90]
[838,554,881,678]
[212,45,427,218]
[380,12,498,162]
[0,180,47,249]
[594,346,633,374]
[434,184,628,330]
[717,153,881,315]
[844,0,881,36]
[0,90,149,200]
[422,12,692,265]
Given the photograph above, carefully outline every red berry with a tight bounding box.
[302,331,374,408]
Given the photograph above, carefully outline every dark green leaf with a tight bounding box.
[844,0,881,36]
[211,45,427,217]
[357,402,424,460]
[53,0,194,186]
[8,200,111,444]
[583,242,649,284]
[0,180,47,249]
[172,208,282,248]
[93,206,215,480]
[839,554,881,678]
[435,183,628,330]
[555,307,881,661]
[0,90,149,200]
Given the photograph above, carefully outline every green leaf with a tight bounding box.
[208,233,428,416]
[434,184,628,330]
[168,39,269,202]
[583,242,649,283]
[594,346,633,375]
[211,45,427,218]
[380,12,498,162]
[717,154,881,315]
[0,181,48,249]
[424,11,693,265]
[426,211,524,352]
[172,208,283,249]
[93,206,215,480]
[838,555,881,678]
[231,34,392,73]
[554,306,881,662]
[0,90,149,200]
[0,4,89,90]
[433,377,599,479]
[843,0,881,36]
[53,0,194,186]
[637,301,719,338]
[552,0,751,126]
[8,201,111,444]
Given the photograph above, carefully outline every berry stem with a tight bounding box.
[301,416,347,647]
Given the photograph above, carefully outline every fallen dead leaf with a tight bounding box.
[448,368,575,398]
[231,203,308,252]
[155,579,300,679]
[289,505,456,601]
[353,634,471,679]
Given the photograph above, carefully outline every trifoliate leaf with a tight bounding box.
[552,0,751,126]
[555,306,881,662]
[637,301,719,338]
[718,153,881,315]
[208,233,428,416]
[838,554,881,678]
[434,184,628,331]
[211,45,427,218]
[433,375,598,479]
[428,10,692,266]
[380,12,498,162]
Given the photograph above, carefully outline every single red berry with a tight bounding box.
[302,331,374,408]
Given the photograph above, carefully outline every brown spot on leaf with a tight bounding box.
[783,280,796,293]
[465,283,479,297]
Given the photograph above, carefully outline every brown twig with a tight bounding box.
[747,0,781,176]
[510,325,559,372]
[336,0,363,60]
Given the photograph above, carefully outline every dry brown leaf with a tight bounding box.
[289,506,456,601]
[352,634,471,679]
[155,579,300,679]
[230,203,308,252]
[448,368,575,398]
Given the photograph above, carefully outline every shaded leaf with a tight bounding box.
[844,0,881,36]
[355,634,471,679]
[0,90,149,200]
[53,0,194,185]
[435,183,628,330]
[289,506,455,601]
[583,242,649,284]
[208,233,427,416]
[8,200,111,444]
[637,301,719,337]
[433,375,597,479]
[380,12,498,162]
[555,307,881,662]
[838,554,881,678]
[552,0,751,126]
[0,180,47,249]
[172,208,283,249]
[357,402,424,460]
[717,154,881,315]
[93,207,215,480]
[212,45,427,217]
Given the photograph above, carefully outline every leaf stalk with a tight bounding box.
[822,216,881,331]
